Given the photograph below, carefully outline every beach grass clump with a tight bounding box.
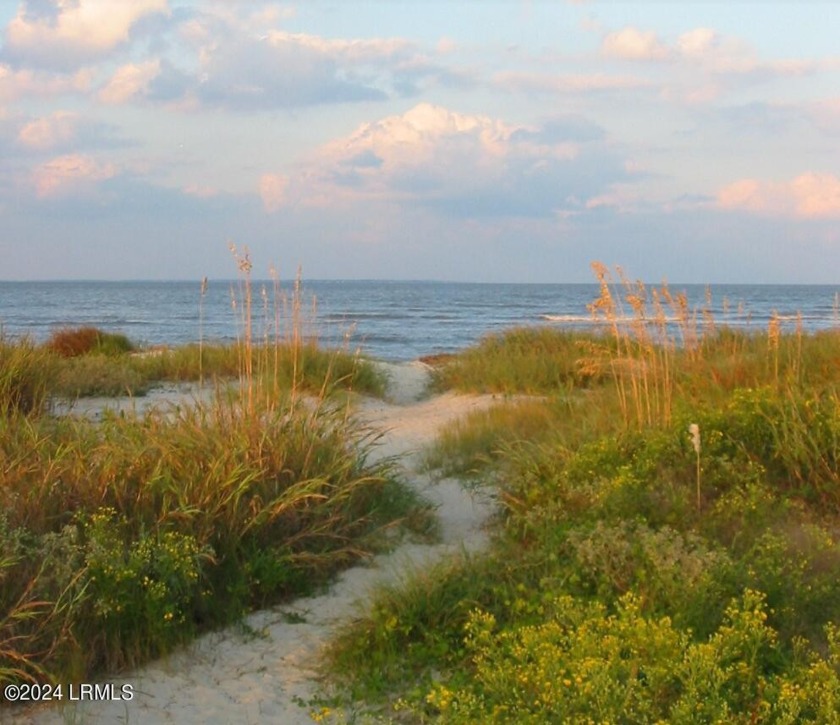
[0,250,426,689]
[123,343,385,398]
[52,354,150,398]
[45,326,135,358]
[431,327,600,395]
[324,269,840,722]
[0,337,54,415]
[0,366,427,684]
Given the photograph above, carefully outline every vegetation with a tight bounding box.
[326,264,840,722]
[0,249,430,692]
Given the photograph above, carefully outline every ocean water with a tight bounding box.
[1,280,838,362]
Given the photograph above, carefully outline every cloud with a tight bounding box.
[17,109,78,149]
[144,6,463,111]
[602,27,669,61]
[494,71,651,94]
[594,25,827,105]
[194,33,390,109]
[259,173,288,212]
[0,63,91,102]
[808,98,840,136]
[188,27,459,110]
[676,28,716,58]
[267,103,628,220]
[718,172,840,219]
[98,60,161,104]
[3,0,170,69]
[31,152,117,197]
[11,108,128,155]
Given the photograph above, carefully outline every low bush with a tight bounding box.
[45,327,135,358]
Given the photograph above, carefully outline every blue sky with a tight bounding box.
[1,1,839,282]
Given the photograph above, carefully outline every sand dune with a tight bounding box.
[12,361,501,724]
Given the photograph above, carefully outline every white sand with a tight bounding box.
[11,362,501,724]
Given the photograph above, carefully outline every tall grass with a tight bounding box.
[0,254,426,688]
[324,268,840,722]
[0,338,53,415]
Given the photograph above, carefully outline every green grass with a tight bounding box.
[40,335,386,400]
[0,366,429,685]
[322,274,840,723]
[0,337,54,415]
[0,256,417,691]
[430,327,602,394]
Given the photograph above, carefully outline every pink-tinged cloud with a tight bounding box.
[17,110,78,150]
[0,64,91,102]
[98,60,161,104]
[677,28,717,58]
[718,173,840,219]
[602,27,669,61]
[598,25,819,99]
[32,153,117,197]
[259,173,289,212]
[6,0,169,67]
[494,71,651,94]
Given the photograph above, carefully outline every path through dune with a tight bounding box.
[13,362,500,725]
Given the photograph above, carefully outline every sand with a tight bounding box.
[10,361,501,724]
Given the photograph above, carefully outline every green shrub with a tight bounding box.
[418,591,840,724]
[78,508,210,670]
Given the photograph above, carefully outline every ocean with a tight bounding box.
[1,280,838,362]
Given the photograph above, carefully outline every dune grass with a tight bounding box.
[324,266,840,722]
[0,251,429,690]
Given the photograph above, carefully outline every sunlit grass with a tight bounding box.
[0,250,424,688]
[323,264,840,722]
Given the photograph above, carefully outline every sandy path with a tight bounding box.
[11,362,499,725]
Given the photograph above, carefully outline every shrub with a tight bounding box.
[419,591,840,724]
[45,327,135,358]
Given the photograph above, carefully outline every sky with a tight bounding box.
[1,1,839,283]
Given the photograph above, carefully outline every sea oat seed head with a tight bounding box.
[688,423,701,454]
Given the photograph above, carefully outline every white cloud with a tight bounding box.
[32,152,116,197]
[717,172,840,219]
[188,26,436,109]
[5,0,170,67]
[602,27,669,61]
[266,103,627,220]
[262,30,411,63]
[98,60,161,104]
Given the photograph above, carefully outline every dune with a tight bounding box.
[13,361,501,724]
